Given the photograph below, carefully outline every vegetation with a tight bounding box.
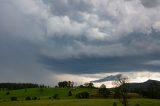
[98,85,110,97]
[0,99,160,106]
[25,96,31,100]
[10,96,18,101]
[68,90,72,96]
[113,102,117,106]
[129,80,160,99]
[75,91,89,99]
[0,80,159,106]
[113,76,129,106]
[140,81,160,99]
[53,94,59,99]
[58,81,74,88]
[0,83,40,90]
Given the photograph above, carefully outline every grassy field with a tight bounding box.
[0,99,160,106]
[0,88,159,106]
[0,88,98,101]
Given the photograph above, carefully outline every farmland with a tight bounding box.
[0,88,159,106]
[0,99,160,106]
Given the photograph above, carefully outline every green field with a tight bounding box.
[0,88,159,106]
[0,99,160,106]
[0,88,98,100]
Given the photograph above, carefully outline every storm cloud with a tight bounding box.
[0,0,160,85]
[91,74,123,82]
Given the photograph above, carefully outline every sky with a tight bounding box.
[0,0,160,87]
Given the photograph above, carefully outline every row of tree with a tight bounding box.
[58,81,74,88]
[139,81,160,99]
[0,83,46,90]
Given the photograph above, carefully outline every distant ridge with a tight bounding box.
[128,79,160,90]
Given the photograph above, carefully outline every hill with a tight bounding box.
[128,79,160,90]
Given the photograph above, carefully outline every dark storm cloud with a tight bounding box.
[141,0,160,8]
[43,0,93,22]
[39,30,160,74]
[39,53,160,74]
[91,74,122,82]
[0,0,160,84]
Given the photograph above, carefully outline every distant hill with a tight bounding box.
[128,80,160,90]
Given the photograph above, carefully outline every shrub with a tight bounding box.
[10,97,18,101]
[49,97,52,99]
[98,88,110,97]
[113,102,117,106]
[68,90,72,96]
[6,91,10,95]
[53,94,59,99]
[135,104,140,106]
[32,96,37,100]
[76,92,89,99]
[25,96,31,100]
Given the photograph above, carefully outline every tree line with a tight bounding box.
[0,83,46,90]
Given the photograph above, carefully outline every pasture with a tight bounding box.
[0,99,160,106]
[0,88,159,106]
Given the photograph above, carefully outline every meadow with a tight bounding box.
[0,88,98,100]
[0,88,160,106]
[0,99,160,106]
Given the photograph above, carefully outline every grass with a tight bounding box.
[0,99,160,106]
[0,88,98,101]
[0,88,159,106]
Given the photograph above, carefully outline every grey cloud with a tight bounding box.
[43,0,93,17]
[39,53,160,74]
[91,74,122,83]
[1,0,160,60]
[141,0,160,8]
[0,0,160,84]
[40,30,160,59]
[144,60,160,66]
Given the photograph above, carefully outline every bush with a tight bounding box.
[32,96,37,100]
[68,90,72,96]
[113,88,120,99]
[98,88,110,97]
[113,102,117,106]
[10,97,18,101]
[135,104,140,106]
[25,96,31,100]
[6,91,10,95]
[49,97,52,99]
[53,94,59,99]
[76,92,89,99]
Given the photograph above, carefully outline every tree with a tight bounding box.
[100,84,106,88]
[113,75,128,106]
[39,86,44,94]
[99,84,110,97]
[84,82,94,88]
[58,81,74,88]
[76,92,89,99]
